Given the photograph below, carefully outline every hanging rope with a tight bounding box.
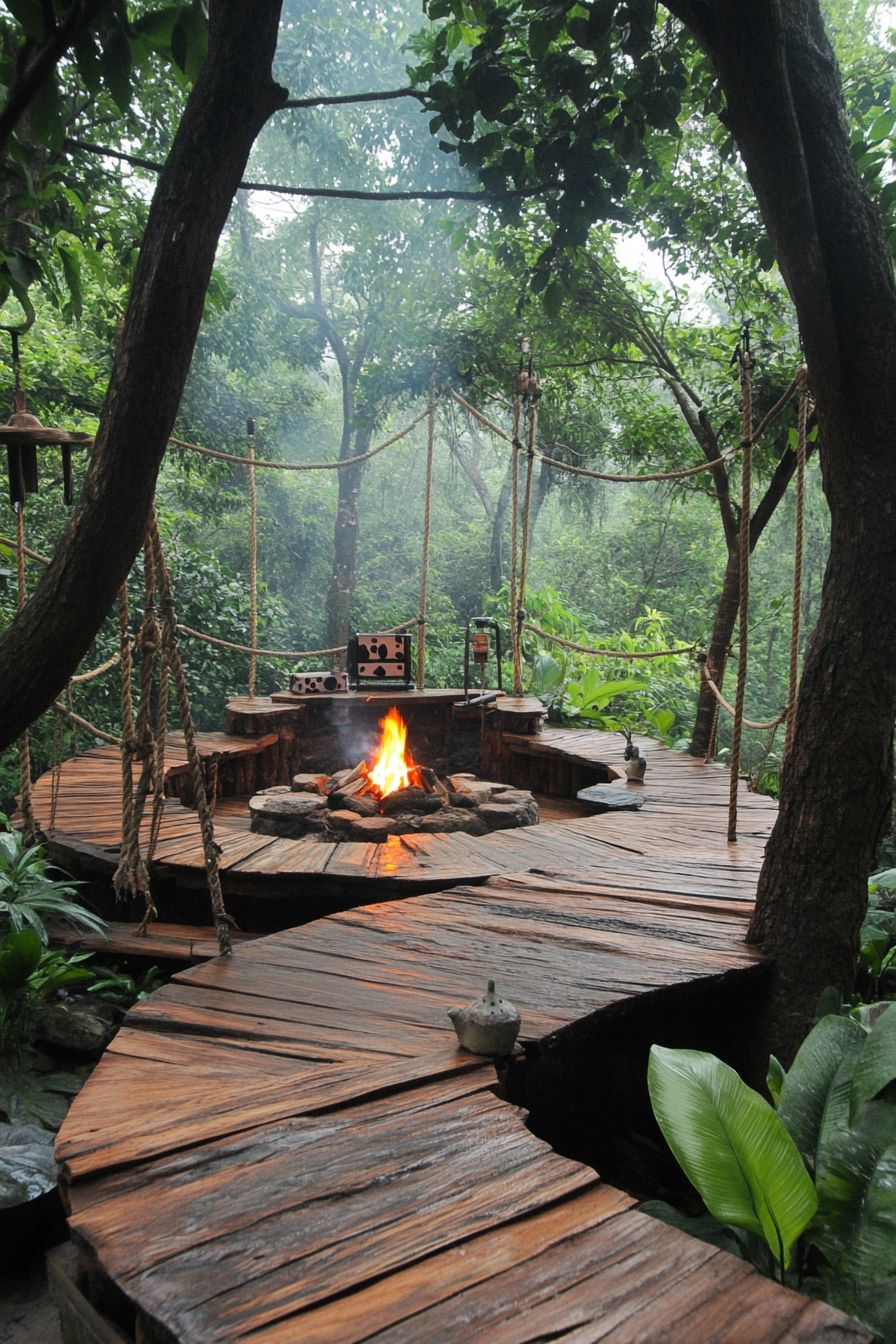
[417,381,436,689]
[168,405,432,471]
[522,621,698,659]
[518,403,537,622]
[174,616,424,660]
[14,505,35,845]
[451,375,799,484]
[48,704,64,836]
[70,653,120,682]
[150,508,234,955]
[699,660,788,731]
[111,543,159,930]
[247,433,258,698]
[728,337,754,842]
[52,700,122,744]
[0,533,50,563]
[509,399,523,696]
[784,365,809,760]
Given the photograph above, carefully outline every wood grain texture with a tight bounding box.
[30,727,774,900]
[50,726,868,1343]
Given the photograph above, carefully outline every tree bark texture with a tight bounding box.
[0,0,287,750]
[670,0,896,1064]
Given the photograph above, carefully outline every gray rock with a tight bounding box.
[35,1002,116,1055]
[417,807,487,836]
[576,785,644,812]
[347,816,400,843]
[249,792,328,837]
[477,802,530,830]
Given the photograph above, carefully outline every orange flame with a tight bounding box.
[369,707,413,798]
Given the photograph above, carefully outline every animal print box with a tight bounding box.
[348,633,412,687]
[289,672,348,695]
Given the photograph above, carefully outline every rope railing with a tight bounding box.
[699,661,789,733]
[52,699,123,746]
[168,405,432,471]
[175,616,425,660]
[522,621,698,660]
[452,374,799,485]
[70,652,120,683]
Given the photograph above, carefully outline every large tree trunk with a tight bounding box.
[327,431,369,658]
[671,0,896,1066]
[0,0,286,749]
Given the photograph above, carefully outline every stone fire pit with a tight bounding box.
[249,770,539,843]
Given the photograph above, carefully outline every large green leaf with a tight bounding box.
[850,1001,896,1124]
[778,1014,867,1172]
[813,1080,896,1268]
[648,1045,817,1269]
[0,928,43,991]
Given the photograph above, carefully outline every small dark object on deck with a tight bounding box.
[577,785,645,813]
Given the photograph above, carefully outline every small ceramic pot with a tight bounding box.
[447,979,521,1055]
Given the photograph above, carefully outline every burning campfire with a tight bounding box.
[248,707,540,843]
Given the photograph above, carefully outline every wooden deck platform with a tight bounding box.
[32,728,778,915]
[56,867,869,1343]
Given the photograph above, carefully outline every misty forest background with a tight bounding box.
[1,0,892,820]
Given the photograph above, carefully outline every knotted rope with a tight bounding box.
[150,508,234,955]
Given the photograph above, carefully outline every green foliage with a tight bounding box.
[520,586,697,737]
[88,963,162,1007]
[0,928,94,1057]
[648,1044,818,1274]
[646,1007,896,1339]
[0,826,106,944]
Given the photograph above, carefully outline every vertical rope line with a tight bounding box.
[113,582,138,901]
[784,366,809,761]
[417,384,436,689]
[67,682,79,756]
[14,505,35,844]
[49,705,64,836]
[518,403,537,615]
[728,352,753,842]
[510,398,522,697]
[705,664,724,763]
[146,633,169,869]
[150,508,233,955]
[248,438,258,699]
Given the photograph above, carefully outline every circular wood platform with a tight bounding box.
[32,728,777,919]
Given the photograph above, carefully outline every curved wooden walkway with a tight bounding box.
[52,734,869,1343]
[34,729,777,904]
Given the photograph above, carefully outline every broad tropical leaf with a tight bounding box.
[850,1002,896,1124]
[648,1045,817,1269]
[778,1014,867,1171]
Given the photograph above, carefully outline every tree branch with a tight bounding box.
[282,87,425,109]
[62,138,554,201]
[0,0,108,158]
